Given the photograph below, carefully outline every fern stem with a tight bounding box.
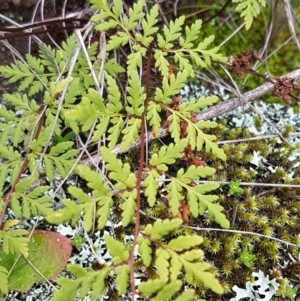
[129,44,153,299]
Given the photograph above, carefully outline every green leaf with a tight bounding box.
[169,255,182,281]
[154,50,169,77]
[149,139,188,171]
[239,248,256,267]
[104,236,130,264]
[232,0,266,30]
[125,0,145,30]
[127,46,146,74]
[187,184,230,228]
[121,117,141,152]
[126,69,145,116]
[144,219,182,240]
[121,190,136,227]
[0,229,29,257]
[180,19,202,49]
[143,169,160,206]
[174,289,195,301]
[152,280,182,301]
[176,165,216,184]
[138,279,167,297]
[46,199,82,227]
[115,265,130,295]
[107,32,130,51]
[53,265,109,301]
[75,165,110,197]
[229,180,244,196]
[0,266,8,295]
[146,101,162,137]
[168,235,203,251]
[68,187,94,232]
[138,5,159,46]
[137,236,152,267]
[156,248,170,280]
[181,249,204,261]
[11,181,53,219]
[101,147,137,189]
[167,180,183,215]
[183,261,224,294]
[157,16,185,49]
[104,59,125,76]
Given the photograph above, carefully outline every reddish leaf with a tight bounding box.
[0,230,72,292]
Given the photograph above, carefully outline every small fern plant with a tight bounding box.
[0,0,231,299]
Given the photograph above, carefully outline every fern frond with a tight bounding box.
[179,95,219,116]
[75,165,110,196]
[125,0,145,30]
[156,248,170,279]
[77,165,113,229]
[174,290,196,301]
[105,235,130,264]
[157,16,185,50]
[180,20,202,49]
[138,279,167,297]
[182,260,223,294]
[101,147,137,189]
[186,183,229,228]
[152,280,182,301]
[126,69,145,116]
[44,141,78,180]
[167,105,226,160]
[0,228,29,257]
[121,118,142,152]
[140,223,222,298]
[137,236,152,267]
[46,198,90,230]
[0,60,44,96]
[121,190,137,227]
[149,139,188,172]
[146,101,162,137]
[143,169,160,206]
[137,5,159,46]
[144,218,182,240]
[107,32,130,51]
[115,265,130,294]
[12,177,53,219]
[166,170,230,228]
[53,264,109,301]
[104,59,125,76]
[154,50,169,78]
[233,0,266,30]
[0,93,39,146]
[168,235,203,251]
[155,71,188,103]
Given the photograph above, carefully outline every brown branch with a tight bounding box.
[197,68,300,121]
[129,45,153,299]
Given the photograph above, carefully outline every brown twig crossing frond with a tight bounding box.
[81,68,300,167]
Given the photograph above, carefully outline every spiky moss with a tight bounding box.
[190,121,300,300]
[132,123,300,299]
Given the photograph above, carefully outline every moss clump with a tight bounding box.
[168,120,300,299]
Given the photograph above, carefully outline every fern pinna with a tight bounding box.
[0,0,231,299]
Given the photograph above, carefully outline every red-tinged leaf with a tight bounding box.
[0,230,72,292]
